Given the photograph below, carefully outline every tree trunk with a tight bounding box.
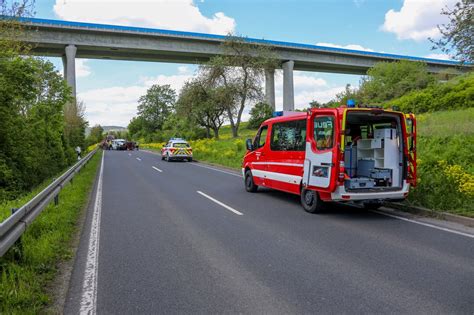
[227,108,238,138]
[205,126,211,138]
[212,127,219,139]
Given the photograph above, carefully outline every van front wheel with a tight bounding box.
[245,170,258,192]
[301,188,325,213]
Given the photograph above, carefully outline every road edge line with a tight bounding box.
[79,151,104,314]
[373,209,474,239]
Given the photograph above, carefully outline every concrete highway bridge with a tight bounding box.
[15,17,470,110]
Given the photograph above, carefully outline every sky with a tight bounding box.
[33,0,457,127]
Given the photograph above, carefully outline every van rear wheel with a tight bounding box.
[245,170,258,192]
[301,188,325,213]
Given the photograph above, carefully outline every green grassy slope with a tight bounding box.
[0,151,101,313]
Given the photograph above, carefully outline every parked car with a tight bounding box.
[161,138,193,162]
[242,106,417,213]
[126,141,139,150]
[112,139,127,150]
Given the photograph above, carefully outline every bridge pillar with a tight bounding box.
[64,44,77,98]
[61,55,67,79]
[265,69,276,111]
[282,60,294,111]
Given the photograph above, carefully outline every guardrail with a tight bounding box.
[0,148,99,257]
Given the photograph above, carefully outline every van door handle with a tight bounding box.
[321,162,334,167]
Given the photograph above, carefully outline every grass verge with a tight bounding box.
[0,150,101,313]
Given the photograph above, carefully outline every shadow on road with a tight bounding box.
[257,188,391,221]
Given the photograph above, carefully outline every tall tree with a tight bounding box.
[177,78,229,139]
[64,99,87,150]
[137,84,176,133]
[430,0,473,63]
[204,35,278,138]
[88,124,104,144]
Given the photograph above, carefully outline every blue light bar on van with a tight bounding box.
[273,111,283,117]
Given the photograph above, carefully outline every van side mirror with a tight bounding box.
[246,138,254,151]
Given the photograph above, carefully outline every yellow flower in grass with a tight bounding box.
[438,160,474,196]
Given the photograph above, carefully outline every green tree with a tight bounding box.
[128,116,146,139]
[137,84,176,133]
[0,57,71,200]
[334,84,360,106]
[430,0,473,63]
[204,35,278,138]
[64,99,87,151]
[309,100,322,108]
[87,124,104,145]
[247,102,273,129]
[177,78,229,139]
[359,61,435,103]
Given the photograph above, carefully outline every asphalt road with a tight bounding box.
[65,150,474,314]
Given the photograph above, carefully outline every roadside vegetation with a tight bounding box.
[0,2,87,203]
[0,151,101,313]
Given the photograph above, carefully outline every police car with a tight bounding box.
[161,138,193,162]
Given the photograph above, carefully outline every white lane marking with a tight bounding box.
[189,162,242,178]
[80,151,104,314]
[197,191,243,216]
[136,157,142,161]
[374,210,474,239]
[152,166,163,173]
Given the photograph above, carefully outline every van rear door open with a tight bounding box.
[303,109,340,192]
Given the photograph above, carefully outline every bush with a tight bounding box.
[389,72,474,113]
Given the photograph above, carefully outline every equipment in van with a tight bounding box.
[242,105,417,214]
[344,146,357,177]
[345,177,375,190]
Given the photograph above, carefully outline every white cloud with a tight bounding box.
[316,42,374,52]
[53,0,235,34]
[381,0,457,41]
[79,70,193,126]
[76,59,91,78]
[178,66,190,74]
[424,53,452,60]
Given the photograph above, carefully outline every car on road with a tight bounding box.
[111,139,127,150]
[161,138,193,162]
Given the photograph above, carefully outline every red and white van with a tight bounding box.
[242,106,417,213]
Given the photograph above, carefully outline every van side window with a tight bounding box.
[254,125,268,149]
[270,119,306,151]
[314,116,334,150]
